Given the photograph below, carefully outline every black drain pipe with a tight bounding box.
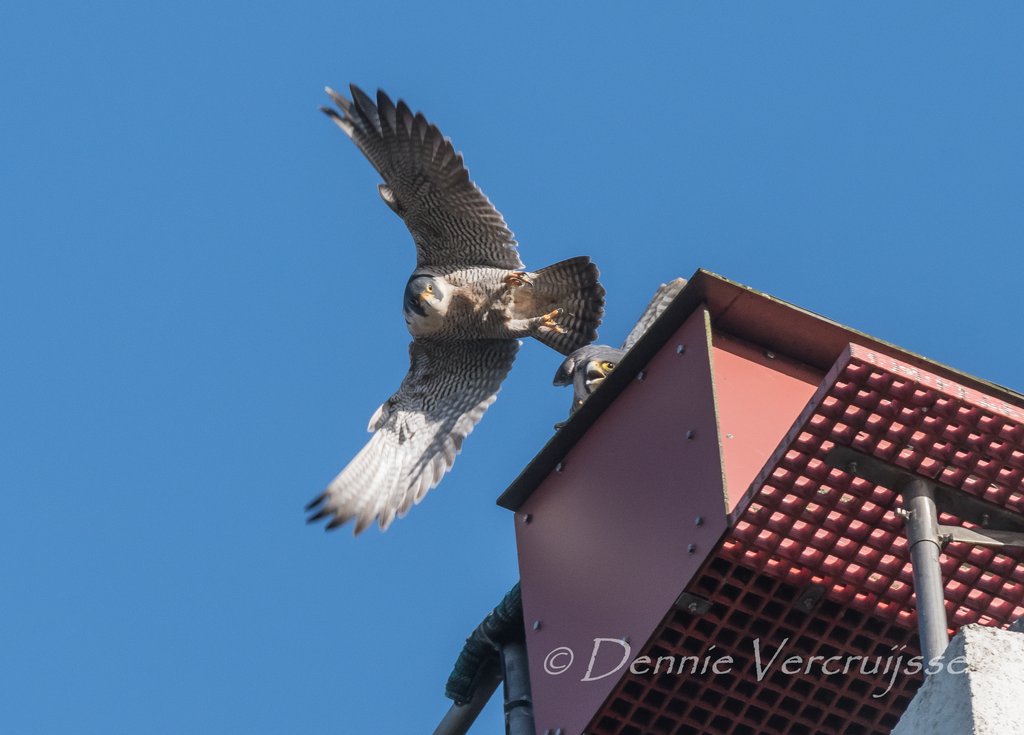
[500,639,533,735]
[433,583,533,735]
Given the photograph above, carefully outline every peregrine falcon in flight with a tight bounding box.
[307,85,605,534]
[554,278,685,414]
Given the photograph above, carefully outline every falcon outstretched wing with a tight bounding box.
[307,338,520,534]
[321,85,524,271]
[621,278,687,350]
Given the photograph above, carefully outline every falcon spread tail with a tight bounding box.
[523,256,605,356]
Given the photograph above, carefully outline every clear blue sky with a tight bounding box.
[3,3,1023,733]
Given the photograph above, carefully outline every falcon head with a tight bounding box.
[403,274,451,322]
[553,344,626,407]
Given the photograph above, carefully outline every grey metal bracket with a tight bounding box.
[674,592,713,616]
[796,583,827,613]
[937,524,1024,548]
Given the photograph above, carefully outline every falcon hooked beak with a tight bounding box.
[585,359,617,392]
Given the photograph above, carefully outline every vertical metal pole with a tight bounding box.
[903,478,950,666]
[501,641,535,735]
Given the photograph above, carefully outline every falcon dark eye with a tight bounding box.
[601,361,616,371]
[405,294,427,316]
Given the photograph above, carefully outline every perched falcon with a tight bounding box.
[307,85,605,534]
[553,278,686,414]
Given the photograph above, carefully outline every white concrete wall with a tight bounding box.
[892,624,1024,735]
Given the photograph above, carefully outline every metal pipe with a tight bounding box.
[903,478,950,666]
[501,641,535,735]
[433,659,503,735]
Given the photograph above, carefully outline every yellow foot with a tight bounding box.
[504,271,533,288]
[540,308,568,334]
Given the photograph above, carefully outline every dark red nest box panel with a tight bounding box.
[497,271,1024,735]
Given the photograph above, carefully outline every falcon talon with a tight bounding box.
[504,271,533,288]
[537,308,567,334]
